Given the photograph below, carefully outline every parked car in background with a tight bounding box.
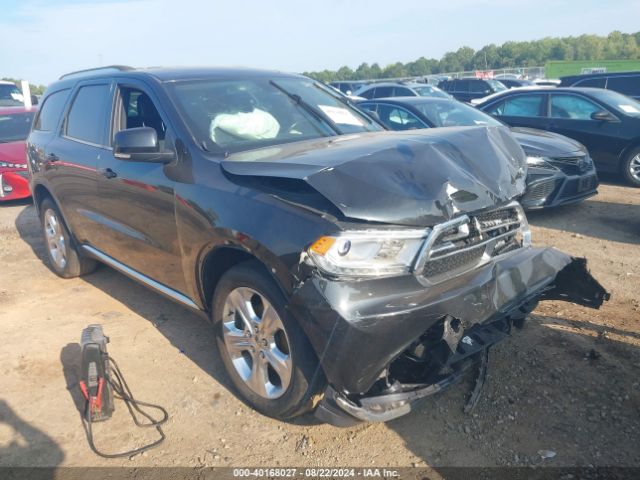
[476,87,640,186]
[438,78,507,102]
[357,97,598,209]
[28,65,607,425]
[0,81,25,107]
[499,78,535,89]
[329,81,369,96]
[353,82,450,99]
[559,71,640,100]
[0,106,36,201]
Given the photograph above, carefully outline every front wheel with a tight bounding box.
[621,147,640,187]
[39,198,97,278]
[211,260,325,420]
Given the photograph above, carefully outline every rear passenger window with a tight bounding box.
[65,84,111,145]
[486,94,544,117]
[469,81,489,94]
[34,89,69,131]
[374,86,393,98]
[392,87,414,97]
[606,76,640,97]
[455,80,470,92]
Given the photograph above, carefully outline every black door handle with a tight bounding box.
[46,153,60,162]
[100,168,117,179]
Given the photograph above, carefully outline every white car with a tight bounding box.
[0,81,24,106]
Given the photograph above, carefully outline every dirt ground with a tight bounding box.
[1,179,639,474]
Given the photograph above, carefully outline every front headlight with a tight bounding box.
[308,229,429,277]
[526,156,557,170]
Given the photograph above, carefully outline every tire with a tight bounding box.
[211,260,325,420]
[621,146,640,187]
[39,198,97,278]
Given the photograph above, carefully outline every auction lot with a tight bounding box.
[0,181,639,470]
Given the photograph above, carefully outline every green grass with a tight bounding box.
[545,60,640,78]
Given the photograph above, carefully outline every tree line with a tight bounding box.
[305,30,640,82]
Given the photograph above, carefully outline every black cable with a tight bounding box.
[83,356,169,458]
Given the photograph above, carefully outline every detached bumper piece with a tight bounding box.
[307,252,608,426]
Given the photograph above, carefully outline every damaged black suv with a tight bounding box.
[28,66,608,425]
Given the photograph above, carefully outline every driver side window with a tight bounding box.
[550,94,601,120]
[113,86,166,143]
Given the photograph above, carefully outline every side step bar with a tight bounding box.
[81,245,200,311]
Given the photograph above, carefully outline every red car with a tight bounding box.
[0,106,36,201]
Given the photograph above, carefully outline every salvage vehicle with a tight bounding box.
[28,66,608,425]
[0,106,36,201]
[476,87,640,187]
[357,97,598,209]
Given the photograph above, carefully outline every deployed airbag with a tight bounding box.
[210,108,280,143]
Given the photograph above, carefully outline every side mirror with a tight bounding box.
[591,110,616,122]
[113,127,174,163]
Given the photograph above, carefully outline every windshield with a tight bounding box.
[168,77,382,153]
[413,85,451,99]
[0,84,24,107]
[487,79,507,92]
[591,89,640,117]
[415,100,502,128]
[0,111,35,142]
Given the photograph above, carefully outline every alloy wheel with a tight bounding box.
[222,287,293,399]
[629,153,640,182]
[44,209,67,270]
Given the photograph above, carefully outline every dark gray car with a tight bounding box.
[358,96,599,209]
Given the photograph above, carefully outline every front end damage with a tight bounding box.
[289,222,609,427]
[222,127,608,425]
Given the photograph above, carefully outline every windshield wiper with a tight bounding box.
[269,80,343,135]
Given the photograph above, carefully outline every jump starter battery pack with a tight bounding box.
[80,324,114,422]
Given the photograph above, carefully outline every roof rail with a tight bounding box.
[59,65,135,80]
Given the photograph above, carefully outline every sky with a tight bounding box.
[2,0,640,85]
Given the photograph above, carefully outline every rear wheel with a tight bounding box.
[621,147,640,187]
[39,198,97,278]
[211,260,325,419]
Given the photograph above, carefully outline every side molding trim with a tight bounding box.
[82,245,200,311]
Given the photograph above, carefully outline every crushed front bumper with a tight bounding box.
[289,247,608,425]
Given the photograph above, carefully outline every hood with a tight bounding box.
[222,126,527,227]
[510,127,586,157]
[0,141,27,169]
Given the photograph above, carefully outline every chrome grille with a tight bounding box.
[414,201,530,283]
[549,154,593,175]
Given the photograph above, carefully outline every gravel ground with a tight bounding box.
[0,180,638,473]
